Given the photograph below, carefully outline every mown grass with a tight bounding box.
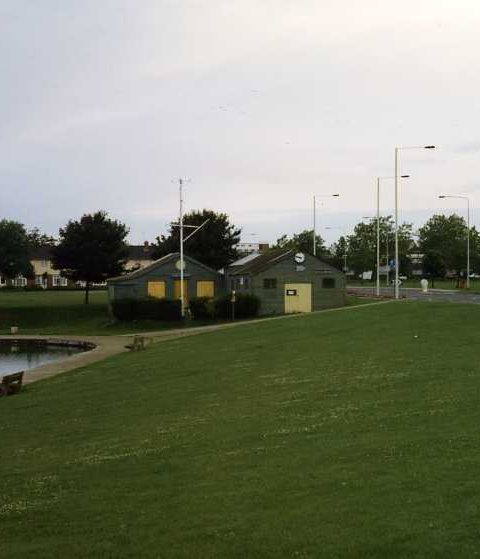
[0,291,202,335]
[1,301,480,558]
[0,290,366,336]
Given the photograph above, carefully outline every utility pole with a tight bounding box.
[179,178,185,318]
[171,179,209,318]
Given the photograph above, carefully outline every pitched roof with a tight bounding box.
[29,245,153,261]
[228,248,343,276]
[127,244,154,260]
[107,252,222,283]
[29,246,54,260]
[228,248,294,275]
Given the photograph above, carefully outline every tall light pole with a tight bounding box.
[313,194,340,256]
[394,145,435,299]
[438,194,471,288]
[375,175,410,296]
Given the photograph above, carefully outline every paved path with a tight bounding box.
[348,286,480,305]
[1,300,393,385]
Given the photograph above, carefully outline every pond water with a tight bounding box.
[0,340,91,376]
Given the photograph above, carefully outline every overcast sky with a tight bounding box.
[1,0,480,245]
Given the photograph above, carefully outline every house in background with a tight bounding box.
[107,252,224,305]
[125,242,155,272]
[0,244,156,289]
[226,248,345,315]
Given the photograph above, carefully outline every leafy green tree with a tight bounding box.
[27,227,56,248]
[52,211,129,304]
[274,229,327,256]
[418,214,480,281]
[329,236,348,271]
[347,216,413,276]
[0,220,34,280]
[152,209,241,270]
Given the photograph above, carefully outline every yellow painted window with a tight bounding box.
[147,281,166,299]
[174,279,189,303]
[197,280,214,298]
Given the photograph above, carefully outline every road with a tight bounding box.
[348,286,480,304]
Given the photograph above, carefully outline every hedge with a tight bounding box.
[213,293,260,319]
[189,297,215,320]
[111,297,182,321]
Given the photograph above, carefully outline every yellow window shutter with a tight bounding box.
[197,280,214,298]
[148,281,166,298]
[173,279,189,303]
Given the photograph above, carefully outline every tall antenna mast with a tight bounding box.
[179,178,185,318]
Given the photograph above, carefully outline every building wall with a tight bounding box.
[229,253,345,315]
[109,256,224,302]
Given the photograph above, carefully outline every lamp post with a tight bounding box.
[375,175,410,296]
[438,194,471,288]
[394,145,435,299]
[313,194,340,256]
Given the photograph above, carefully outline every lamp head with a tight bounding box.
[400,174,410,178]
[424,145,436,149]
[438,195,446,199]
[332,194,340,197]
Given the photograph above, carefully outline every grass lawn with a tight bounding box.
[0,290,370,336]
[1,301,480,558]
[0,290,200,336]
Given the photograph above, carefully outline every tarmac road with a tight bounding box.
[348,286,480,305]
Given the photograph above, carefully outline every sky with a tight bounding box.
[1,0,480,246]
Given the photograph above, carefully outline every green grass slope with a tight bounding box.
[0,291,195,335]
[1,301,480,558]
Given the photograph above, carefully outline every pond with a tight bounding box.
[0,339,94,376]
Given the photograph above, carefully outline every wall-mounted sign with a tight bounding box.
[286,289,297,296]
[296,265,306,272]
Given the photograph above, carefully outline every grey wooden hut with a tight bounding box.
[226,248,345,315]
[108,253,224,305]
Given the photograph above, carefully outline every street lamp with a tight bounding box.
[313,194,340,256]
[394,145,435,299]
[375,175,410,296]
[438,194,471,288]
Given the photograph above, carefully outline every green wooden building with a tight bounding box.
[107,253,223,305]
[226,248,345,315]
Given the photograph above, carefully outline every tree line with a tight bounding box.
[0,209,475,304]
[0,209,240,304]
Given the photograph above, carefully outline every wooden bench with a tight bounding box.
[0,372,24,396]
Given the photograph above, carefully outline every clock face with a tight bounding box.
[175,259,185,271]
[294,252,305,264]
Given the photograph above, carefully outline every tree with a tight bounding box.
[52,211,129,304]
[418,214,480,283]
[273,229,327,256]
[152,209,241,270]
[27,227,56,248]
[346,216,413,277]
[0,220,34,280]
[329,236,348,271]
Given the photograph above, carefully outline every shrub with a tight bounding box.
[111,298,182,321]
[189,297,214,320]
[138,298,182,321]
[111,298,138,321]
[214,293,260,319]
